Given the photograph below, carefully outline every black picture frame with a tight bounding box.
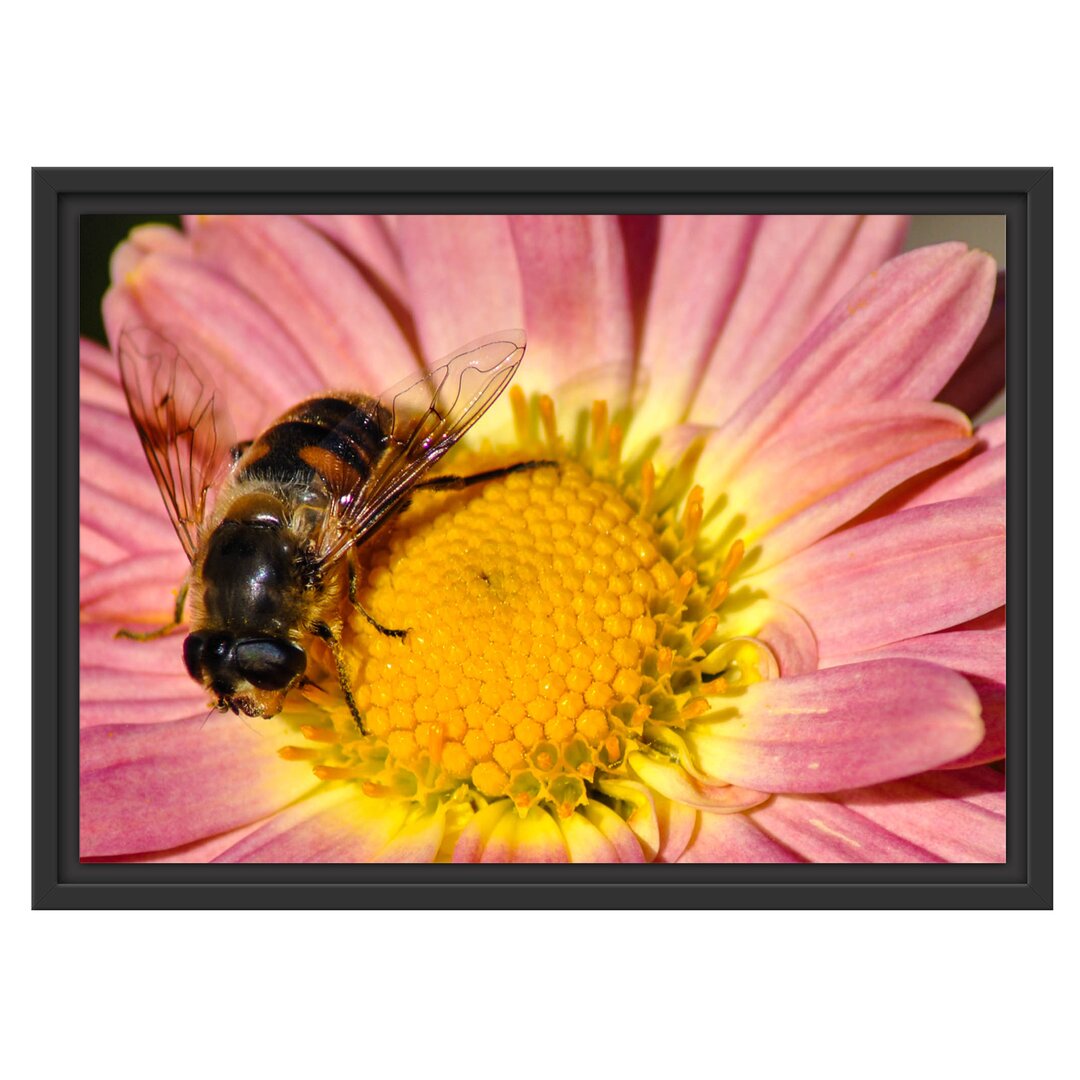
[33,167,1052,909]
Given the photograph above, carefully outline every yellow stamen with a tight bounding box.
[591,400,608,453]
[509,385,529,445]
[692,614,720,649]
[277,746,321,761]
[313,765,367,781]
[707,580,730,610]
[719,539,745,581]
[299,725,339,743]
[682,485,704,546]
[681,697,711,721]
[640,459,655,511]
[538,394,558,447]
[608,422,624,464]
[671,569,696,608]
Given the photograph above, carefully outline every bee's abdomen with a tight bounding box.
[236,395,388,491]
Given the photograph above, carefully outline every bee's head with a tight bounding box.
[183,631,307,717]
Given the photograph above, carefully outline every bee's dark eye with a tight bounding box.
[183,633,207,679]
[183,632,233,681]
[233,638,307,690]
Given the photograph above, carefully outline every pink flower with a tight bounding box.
[80,214,1005,863]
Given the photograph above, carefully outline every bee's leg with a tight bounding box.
[313,622,365,733]
[230,440,253,464]
[116,583,189,641]
[415,459,558,492]
[347,558,408,639]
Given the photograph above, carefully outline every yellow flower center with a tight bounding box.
[351,459,663,813]
[279,390,765,830]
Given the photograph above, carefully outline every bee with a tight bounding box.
[117,327,550,728]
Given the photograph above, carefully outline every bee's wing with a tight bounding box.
[118,327,236,561]
[315,330,526,565]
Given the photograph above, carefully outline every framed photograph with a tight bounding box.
[33,168,1051,908]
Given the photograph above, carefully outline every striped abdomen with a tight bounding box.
[235,394,390,495]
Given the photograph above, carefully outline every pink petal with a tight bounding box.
[634,216,759,430]
[827,626,1004,682]
[580,802,648,863]
[899,427,1005,508]
[297,214,409,302]
[716,244,998,472]
[376,809,449,862]
[80,526,124,569]
[822,766,1005,862]
[760,437,976,570]
[80,621,204,727]
[938,677,1005,768]
[452,801,513,862]
[686,659,984,793]
[508,216,636,395]
[688,215,910,426]
[81,691,207,729]
[212,787,443,863]
[746,793,944,862]
[80,399,165,526]
[104,255,322,438]
[937,269,1006,416]
[80,551,190,622]
[556,811,621,862]
[393,215,524,363]
[720,600,819,676]
[824,626,1006,768]
[678,810,803,863]
[628,753,769,812]
[764,497,1005,657]
[82,476,178,557]
[80,715,319,857]
[84,817,271,863]
[731,766,1006,863]
[595,778,661,858]
[452,802,571,863]
[617,215,661,349]
[975,414,1006,448]
[80,337,128,412]
[185,215,422,391]
[485,805,569,863]
[724,400,973,569]
[81,620,189,675]
[653,796,698,863]
[109,222,192,280]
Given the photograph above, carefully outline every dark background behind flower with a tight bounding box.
[81,215,182,345]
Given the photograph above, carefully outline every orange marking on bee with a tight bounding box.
[299,445,363,491]
[237,440,270,466]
